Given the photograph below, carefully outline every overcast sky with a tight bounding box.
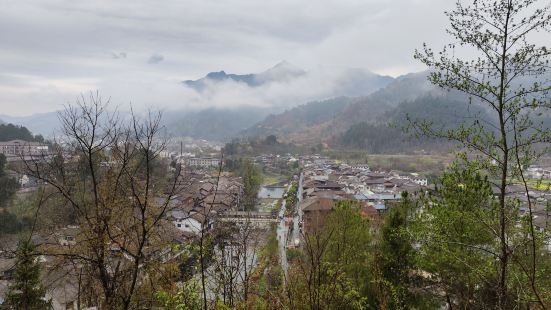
[0,0,459,116]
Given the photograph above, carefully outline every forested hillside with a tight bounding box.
[339,95,492,153]
[241,71,484,152]
[241,97,355,138]
[0,123,45,142]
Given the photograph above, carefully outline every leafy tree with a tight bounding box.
[375,194,416,309]
[285,182,298,214]
[546,201,551,229]
[411,165,551,308]
[155,280,203,310]
[323,202,373,305]
[223,139,240,156]
[287,202,370,310]
[412,165,499,308]
[0,153,5,176]
[240,159,263,211]
[413,0,551,307]
[4,239,51,310]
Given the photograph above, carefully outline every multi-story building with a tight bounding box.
[0,140,48,158]
[186,157,221,168]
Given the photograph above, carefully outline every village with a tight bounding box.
[1,138,551,309]
[0,138,436,309]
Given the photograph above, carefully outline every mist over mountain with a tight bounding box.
[163,106,275,141]
[183,61,307,91]
[0,68,474,148]
[183,61,394,99]
[240,71,474,150]
[241,70,549,154]
[166,63,397,140]
[1,62,397,141]
[1,66,462,144]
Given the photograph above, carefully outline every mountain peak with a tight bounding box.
[205,71,227,79]
[183,63,305,91]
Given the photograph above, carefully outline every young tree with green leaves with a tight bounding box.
[287,201,371,310]
[412,165,500,308]
[155,280,203,310]
[375,193,418,309]
[4,239,51,310]
[412,165,551,308]
[413,0,551,307]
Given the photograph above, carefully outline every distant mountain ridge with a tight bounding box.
[3,64,413,142]
[0,112,60,138]
[183,61,306,91]
[170,62,397,140]
[182,61,395,97]
[240,97,357,139]
[240,71,461,148]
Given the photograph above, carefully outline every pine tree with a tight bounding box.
[4,239,51,310]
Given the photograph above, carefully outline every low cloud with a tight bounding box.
[147,54,164,64]
[111,52,127,59]
[128,65,391,112]
[3,0,548,117]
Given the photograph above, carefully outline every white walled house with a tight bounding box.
[411,176,428,186]
[169,210,213,235]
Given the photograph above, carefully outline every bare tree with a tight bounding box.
[190,155,263,309]
[22,93,183,309]
[207,218,261,308]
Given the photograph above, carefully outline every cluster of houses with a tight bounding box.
[254,154,298,169]
[166,173,244,236]
[250,153,300,177]
[0,171,245,310]
[495,183,551,233]
[297,156,428,234]
[296,157,551,240]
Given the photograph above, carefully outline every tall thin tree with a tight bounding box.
[414,0,551,308]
